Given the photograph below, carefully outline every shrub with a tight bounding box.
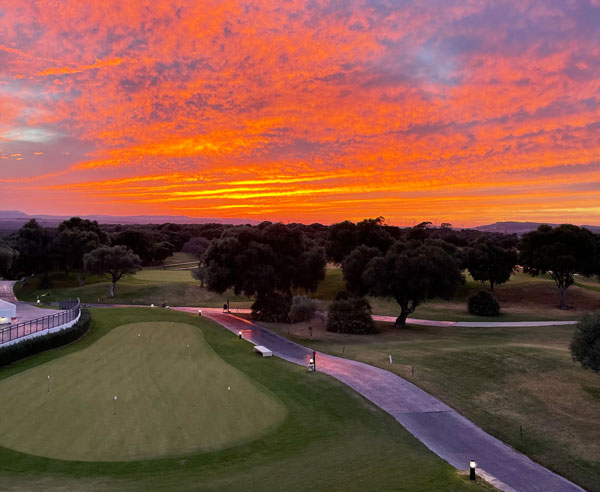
[288,295,322,323]
[570,313,600,373]
[326,292,376,334]
[0,309,91,367]
[468,291,500,317]
[251,293,292,322]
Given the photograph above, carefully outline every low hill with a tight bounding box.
[474,221,600,235]
[0,210,261,231]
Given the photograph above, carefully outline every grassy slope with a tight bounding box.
[0,308,490,492]
[259,318,600,492]
[0,321,286,461]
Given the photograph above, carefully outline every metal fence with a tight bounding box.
[0,298,81,345]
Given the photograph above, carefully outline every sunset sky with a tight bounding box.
[1,1,600,226]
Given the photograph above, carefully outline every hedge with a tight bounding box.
[0,309,91,367]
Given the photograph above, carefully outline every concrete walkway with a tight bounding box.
[0,280,61,324]
[206,307,579,328]
[175,307,585,492]
[372,314,578,328]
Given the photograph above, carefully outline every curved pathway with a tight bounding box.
[175,307,584,492]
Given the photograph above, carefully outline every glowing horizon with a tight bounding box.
[1,1,600,227]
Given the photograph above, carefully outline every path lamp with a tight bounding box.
[150,303,155,308]
[238,331,242,339]
[198,309,202,316]
[114,395,118,415]
[469,460,476,481]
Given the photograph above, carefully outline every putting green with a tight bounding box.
[0,322,286,461]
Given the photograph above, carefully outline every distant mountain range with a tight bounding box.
[474,221,600,235]
[0,210,261,227]
[1,212,599,235]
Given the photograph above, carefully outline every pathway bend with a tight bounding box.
[174,307,584,492]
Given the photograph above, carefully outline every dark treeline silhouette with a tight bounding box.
[1,217,599,315]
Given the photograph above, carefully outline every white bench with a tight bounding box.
[253,345,272,357]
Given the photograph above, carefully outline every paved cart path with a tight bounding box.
[175,307,584,492]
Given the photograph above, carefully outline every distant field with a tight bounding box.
[0,308,489,492]
[258,317,600,492]
[14,257,600,321]
[15,269,252,308]
[311,268,598,322]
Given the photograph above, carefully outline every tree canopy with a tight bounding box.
[204,223,326,320]
[327,217,394,263]
[570,313,600,373]
[519,224,598,309]
[114,229,155,265]
[182,237,211,259]
[357,240,463,327]
[52,217,110,284]
[14,219,51,277]
[466,238,517,294]
[83,245,141,297]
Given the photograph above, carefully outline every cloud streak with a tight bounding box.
[1,0,600,225]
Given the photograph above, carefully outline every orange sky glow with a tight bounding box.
[1,1,600,226]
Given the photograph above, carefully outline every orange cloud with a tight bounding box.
[1,1,600,225]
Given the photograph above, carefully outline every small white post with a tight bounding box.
[389,354,393,364]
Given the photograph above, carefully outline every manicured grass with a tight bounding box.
[0,308,489,491]
[259,318,600,491]
[0,321,286,461]
[132,269,195,283]
[311,268,595,322]
[15,272,252,309]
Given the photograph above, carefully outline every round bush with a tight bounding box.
[570,313,600,373]
[468,291,500,316]
[326,292,376,334]
[288,295,322,323]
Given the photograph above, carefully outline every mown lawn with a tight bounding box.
[311,268,597,322]
[14,271,252,309]
[258,317,600,492]
[0,308,491,492]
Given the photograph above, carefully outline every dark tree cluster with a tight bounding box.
[519,224,600,309]
[203,223,326,321]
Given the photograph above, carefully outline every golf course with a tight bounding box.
[0,307,489,491]
[0,321,286,461]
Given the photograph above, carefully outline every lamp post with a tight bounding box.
[114,395,118,415]
[469,460,476,481]
[198,309,202,316]
[47,375,50,393]
[238,331,242,339]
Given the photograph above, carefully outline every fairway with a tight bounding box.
[0,322,286,461]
